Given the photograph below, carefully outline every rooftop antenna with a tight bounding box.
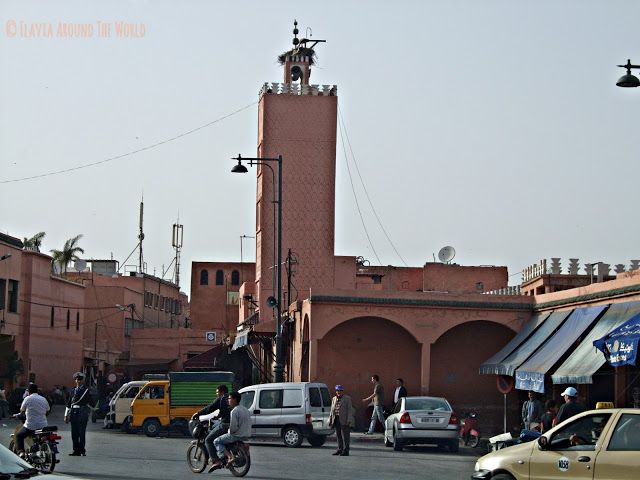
[438,246,456,264]
[172,217,184,287]
[138,198,145,273]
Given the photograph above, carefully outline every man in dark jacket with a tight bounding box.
[64,372,92,456]
[393,378,408,407]
[555,387,585,426]
[193,384,230,463]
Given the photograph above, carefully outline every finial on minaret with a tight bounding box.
[292,20,299,47]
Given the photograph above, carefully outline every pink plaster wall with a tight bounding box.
[423,263,508,293]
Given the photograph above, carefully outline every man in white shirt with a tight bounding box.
[16,383,50,456]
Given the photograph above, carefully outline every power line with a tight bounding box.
[338,107,408,267]
[337,116,382,265]
[0,101,258,184]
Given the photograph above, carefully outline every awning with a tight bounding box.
[232,330,250,351]
[594,311,640,367]
[553,301,640,384]
[479,312,551,375]
[515,305,607,392]
[231,329,275,351]
[487,310,573,377]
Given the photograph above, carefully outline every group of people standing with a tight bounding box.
[521,386,585,433]
[327,374,408,457]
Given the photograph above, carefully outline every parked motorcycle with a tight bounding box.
[186,410,251,477]
[459,411,481,448]
[9,414,61,473]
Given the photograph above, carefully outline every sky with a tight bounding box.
[2,0,640,297]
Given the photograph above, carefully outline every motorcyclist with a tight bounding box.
[16,383,50,457]
[192,384,230,463]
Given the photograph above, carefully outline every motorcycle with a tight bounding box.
[9,413,61,473]
[186,410,251,477]
[459,411,481,448]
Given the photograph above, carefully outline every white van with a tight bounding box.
[238,382,333,447]
[104,381,147,431]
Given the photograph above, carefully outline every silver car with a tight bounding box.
[384,396,460,452]
[0,443,88,479]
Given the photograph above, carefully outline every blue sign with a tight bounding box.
[515,371,545,393]
[594,313,640,367]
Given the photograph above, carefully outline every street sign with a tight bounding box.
[496,375,514,394]
[206,331,216,342]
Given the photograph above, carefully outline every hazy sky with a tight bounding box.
[2,0,640,297]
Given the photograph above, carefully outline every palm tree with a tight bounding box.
[50,234,85,275]
[23,232,46,252]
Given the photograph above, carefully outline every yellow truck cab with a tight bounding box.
[130,371,234,437]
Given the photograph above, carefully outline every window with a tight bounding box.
[240,391,255,410]
[405,398,451,411]
[231,270,240,286]
[282,389,302,408]
[66,309,70,329]
[608,414,640,451]
[50,307,54,327]
[160,297,165,311]
[76,312,80,330]
[154,294,158,308]
[124,318,144,336]
[259,389,283,409]
[8,280,18,313]
[549,413,611,451]
[309,388,322,408]
[200,269,209,285]
[215,270,224,285]
[142,386,164,399]
[320,387,331,407]
[0,279,5,310]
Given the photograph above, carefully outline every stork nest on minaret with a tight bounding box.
[278,46,317,65]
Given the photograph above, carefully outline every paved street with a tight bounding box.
[1,407,480,479]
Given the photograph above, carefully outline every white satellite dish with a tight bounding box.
[438,246,456,264]
[74,259,87,272]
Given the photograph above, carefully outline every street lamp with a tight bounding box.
[0,253,11,261]
[616,59,640,88]
[231,153,284,383]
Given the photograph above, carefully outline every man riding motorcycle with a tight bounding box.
[16,383,50,457]
[192,384,230,464]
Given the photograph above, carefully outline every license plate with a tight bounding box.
[420,417,439,423]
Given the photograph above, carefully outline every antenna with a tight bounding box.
[138,199,145,273]
[172,220,184,287]
[74,259,87,272]
[438,246,456,264]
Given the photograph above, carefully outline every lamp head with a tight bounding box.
[231,159,248,173]
[617,72,640,88]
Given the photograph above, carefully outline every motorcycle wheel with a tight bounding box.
[186,443,208,473]
[468,434,480,448]
[37,444,56,473]
[228,446,250,477]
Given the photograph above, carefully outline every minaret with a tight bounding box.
[254,21,337,328]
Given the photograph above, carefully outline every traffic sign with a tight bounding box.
[496,375,514,394]
[206,331,216,342]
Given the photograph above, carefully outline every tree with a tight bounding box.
[50,234,85,275]
[22,232,46,252]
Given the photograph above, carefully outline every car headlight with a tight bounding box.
[474,462,480,472]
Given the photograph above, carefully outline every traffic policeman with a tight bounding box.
[64,372,92,456]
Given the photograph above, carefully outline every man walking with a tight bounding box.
[362,374,384,434]
[193,384,230,463]
[521,390,543,430]
[64,372,92,456]
[16,384,49,457]
[555,387,585,426]
[329,385,355,456]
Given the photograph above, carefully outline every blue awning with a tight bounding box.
[479,312,551,375]
[594,311,640,367]
[515,305,607,393]
[486,310,573,377]
[232,330,250,351]
[552,302,640,384]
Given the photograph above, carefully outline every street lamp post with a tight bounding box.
[232,154,284,383]
[616,59,640,88]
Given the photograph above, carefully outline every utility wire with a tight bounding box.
[338,116,382,265]
[338,107,408,267]
[0,101,258,184]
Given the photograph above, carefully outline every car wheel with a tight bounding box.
[142,418,162,437]
[307,434,327,447]
[392,429,403,451]
[384,433,392,447]
[282,426,303,448]
[491,475,515,480]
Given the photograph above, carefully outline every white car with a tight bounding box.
[0,443,88,479]
[384,396,460,452]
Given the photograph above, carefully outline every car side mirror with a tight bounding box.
[538,436,548,450]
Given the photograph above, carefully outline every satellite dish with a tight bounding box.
[74,259,87,272]
[438,246,456,264]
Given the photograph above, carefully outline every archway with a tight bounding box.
[316,316,421,429]
[430,320,516,436]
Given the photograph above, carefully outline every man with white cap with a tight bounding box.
[555,386,585,426]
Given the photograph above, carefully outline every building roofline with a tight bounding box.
[308,295,533,311]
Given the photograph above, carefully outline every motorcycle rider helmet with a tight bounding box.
[73,372,85,381]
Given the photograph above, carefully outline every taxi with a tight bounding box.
[472,407,640,479]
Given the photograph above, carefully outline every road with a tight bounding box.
[1,406,481,480]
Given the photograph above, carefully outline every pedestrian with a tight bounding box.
[328,385,355,457]
[0,382,9,419]
[362,374,384,434]
[540,400,558,433]
[554,387,585,426]
[393,378,407,406]
[65,372,92,456]
[521,390,543,430]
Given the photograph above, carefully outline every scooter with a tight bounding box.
[9,413,61,473]
[186,410,251,477]
[459,411,481,448]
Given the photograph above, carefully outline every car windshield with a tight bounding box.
[0,443,36,474]
[405,398,450,411]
